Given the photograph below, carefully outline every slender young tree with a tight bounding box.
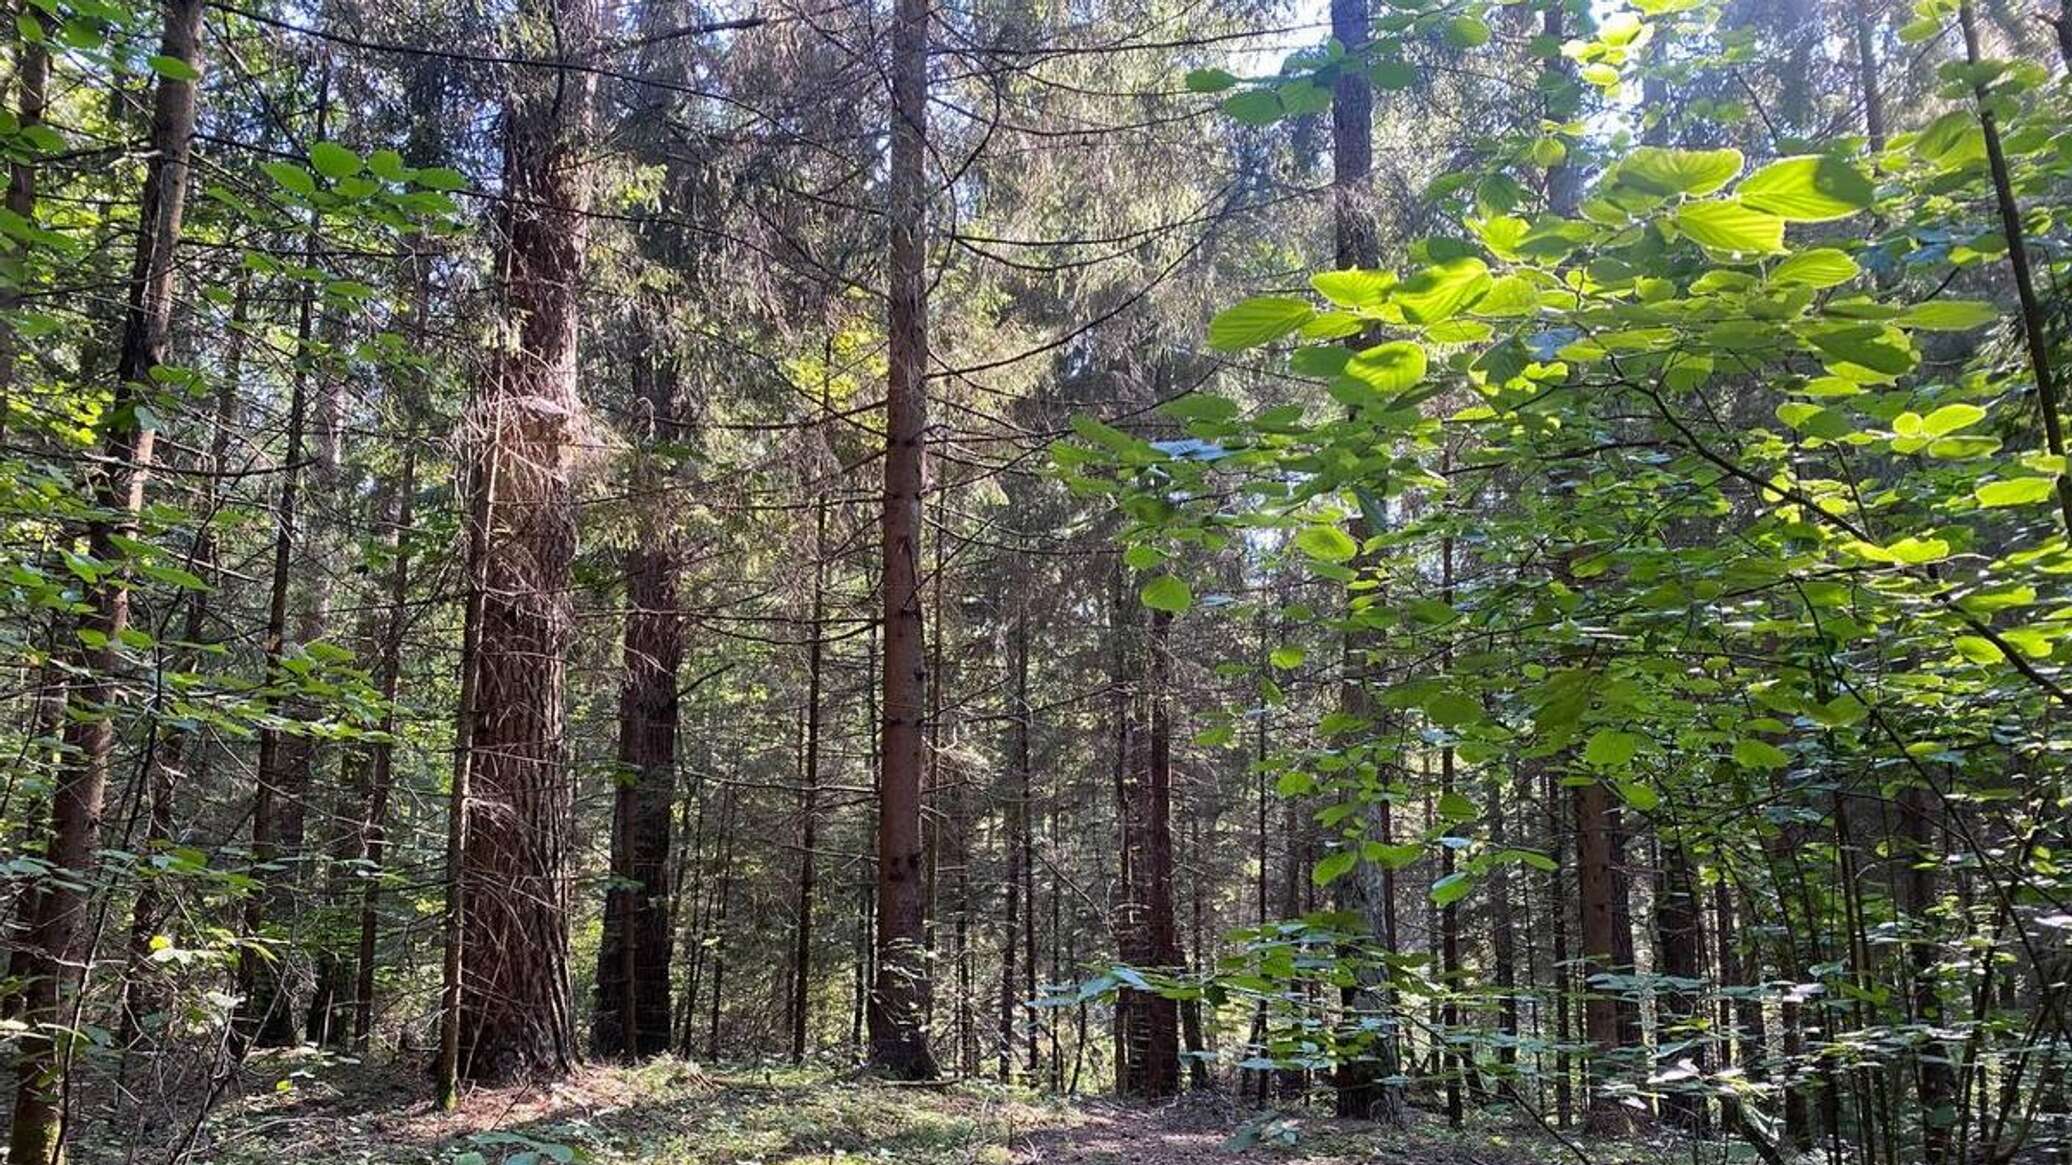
[8,0,204,1155]
[868,0,938,1081]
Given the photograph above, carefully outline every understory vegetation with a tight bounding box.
[1,0,2069,1161]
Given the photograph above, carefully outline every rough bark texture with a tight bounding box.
[1656,835,1708,1130]
[791,490,827,1064]
[1573,779,1631,1132]
[593,353,681,1061]
[0,1,49,439]
[1117,609,1182,1099]
[453,0,600,1082]
[868,0,937,1081]
[8,0,200,1156]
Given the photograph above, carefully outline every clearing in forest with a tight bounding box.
[99,1060,1658,1165]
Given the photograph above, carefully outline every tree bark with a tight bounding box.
[1574,779,1630,1132]
[1656,833,1708,1131]
[593,355,681,1061]
[868,0,937,1081]
[1117,609,1181,1099]
[445,0,600,1086]
[790,490,827,1064]
[120,279,244,1047]
[238,82,331,1046]
[8,0,201,1156]
[0,0,50,443]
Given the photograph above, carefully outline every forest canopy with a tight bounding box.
[1,0,2069,1162]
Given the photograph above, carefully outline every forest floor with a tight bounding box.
[85,1054,1693,1165]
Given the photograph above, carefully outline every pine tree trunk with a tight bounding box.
[242,111,332,1045]
[351,443,412,1050]
[0,0,49,441]
[8,0,200,1155]
[593,455,681,1057]
[1117,609,1181,1099]
[999,608,1027,1081]
[790,493,827,1064]
[1574,779,1630,1132]
[121,279,243,1047]
[446,0,600,1084]
[868,0,937,1081]
[1902,784,1956,1161]
[1656,834,1707,1130]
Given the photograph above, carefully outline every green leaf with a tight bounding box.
[1366,841,1424,870]
[1776,402,1853,440]
[1733,738,1790,770]
[1310,268,1393,308]
[1185,68,1238,93]
[1430,872,1476,906]
[1438,790,1477,821]
[1162,393,1238,422]
[1886,535,1951,564]
[367,148,409,180]
[1976,476,2057,507]
[1140,575,1192,613]
[1269,645,1305,670]
[1343,340,1427,392]
[308,141,362,179]
[1122,544,1164,569]
[1613,779,1661,811]
[1770,247,1859,289]
[1221,89,1282,126]
[260,162,317,196]
[1921,403,1984,437]
[1619,147,1743,197]
[1953,636,2003,664]
[1442,15,1490,48]
[1673,199,1786,255]
[1208,296,1313,351]
[1737,155,1875,221]
[1313,851,1358,887]
[146,53,200,81]
[1394,256,1491,324]
[413,165,467,191]
[1370,59,1416,90]
[1293,524,1358,563]
[1901,300,1999,331]
[1425,692,1483,728]
[1806,323,1916,377]
[1583,728,1643,768]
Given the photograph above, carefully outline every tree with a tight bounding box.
[443,0,602,1086]
[8,0,205,1155]
[593,349,683,1060]
[868,0,938,1082]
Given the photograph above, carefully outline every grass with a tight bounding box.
[68,1053,1737,1165]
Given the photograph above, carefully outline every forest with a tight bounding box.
[1,0,2070,1161]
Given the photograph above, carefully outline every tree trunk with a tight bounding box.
[8,0,201,1155]
[998,608,1027,1081]
[1548,766,1572,1128]
[1117,609,1181,1099]
[350,442,412,1049]
[1574,779,1630,1132]
[1656,834,1707,1131]
[868,0,937,1082]
[446,0,599,1086]
[593,352,681,1061]
[1902,784,1956,1162]
[0,0,49,441]
[121,278,244,1047]
[791,491,827,1065]
[240,94,330,1045]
